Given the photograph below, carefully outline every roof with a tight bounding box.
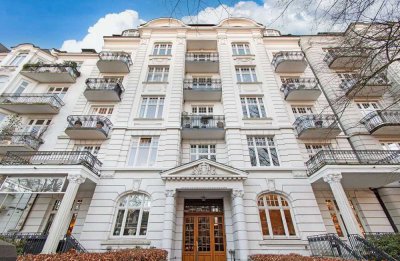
[0,43,10,53]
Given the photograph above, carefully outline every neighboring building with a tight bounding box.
[0,18,398,260]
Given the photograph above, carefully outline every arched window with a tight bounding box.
[112,193,151,237]
[258,193,296,237]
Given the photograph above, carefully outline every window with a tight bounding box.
[48,87,68,99]
[127,137,159,166]
[14,80,29,95]
[74,145,100,157]
[247,136,279,166]
[258,194,296,237]
[153,43,172,55]
[0,75,9,89]
[325,199,345,237]
[280,77,300,84]
[24,119,51,136]
[90,106,114,117]
[104,76,124,83]
[241,97,267,118]
[192,77,212,88]
[190,145,216,161]
[139,97,164,118]
[337,72,358,82]
[232,43,251,55]
[112,193,151,237]
[236,67,257,83]
[191,106,213,115]
[146,66,169,82]
[305,144,331,158]
[381,141,400,150]
[9,53,27,66]
[291,106,313,118]
[356,102,379,116]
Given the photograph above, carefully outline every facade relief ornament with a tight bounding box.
[232,189,244,199]
[67,174,86,184]
[192,162,216,176]
[266,179,275,191]
[323,173,343,184]
[165,189,176,197]
[131,179,141,192]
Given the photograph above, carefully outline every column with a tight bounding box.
[42,174,86,253]
[232,189,249,261]
[323,173,361,235]
[162,189,176,259]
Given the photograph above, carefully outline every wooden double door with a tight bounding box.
[183,214,226,261]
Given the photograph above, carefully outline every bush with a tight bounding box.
[365,233,400,259]
[18,248,168,261]
[249,253,345,261]
[0,236,26,256]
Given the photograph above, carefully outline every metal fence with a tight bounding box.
[0,93,65,108]
[185,52,219,62]
[348,234,397,261]
[323,48,367,65]
[181,115,225,129]
[67,115,113,137]
[360,110,400,133]
[99,51,132,65]
[85,78,124,95]
[293,114,338,136]
[280,78,319,98]
[22,64,80,78]
[183,79,222,90]
[271,51,305,68]
[0,132,43,150]
[308,234,360,259]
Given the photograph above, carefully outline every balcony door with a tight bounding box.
[183,199,226,261]
[192,77,212,88]
[191,106,214,128]
[24,119,51,136]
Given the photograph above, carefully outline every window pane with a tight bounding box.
[259,209,269,236]
[149,147,158,166]
[140,211,149,235]
[137,147,149,166]
[270,148,280,166]
[257,147,270,166]
[249,148,257,166]
[123,209,140,235]
[284,209,296,236]
[113,210,125,235]
[269,209,285,235]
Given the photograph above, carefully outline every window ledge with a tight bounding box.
[134,118,163,121]
[259,238,307,246]
[142,81,169,84]
[101,238,151,246]
[233,54,255,57]
[242,117,273,121]
[237,82,263,84]
[149,54,172,58]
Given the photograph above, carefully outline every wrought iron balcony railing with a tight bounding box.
[0,151,102,176]
[121,29,140,37]
[0,132,43,150]
[98,51,132,65]
[360,110,400,133]
[85,78,124,95]
[280,78,319,98]
[181,115,225,129]
[339,74,389,92]
[186,52,219,62]
[323,48,367,66]
[294,114,338,135]
[22,64,80,78]
[0,93,64,108]
[308,233,360,259]
[271,51,305,68]
[183,79,222,90]
[306,150,400,175]
[67,115,113,136]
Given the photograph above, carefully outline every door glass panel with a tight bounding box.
[214,216,224,251]
[139,210,149,235]
[258,209,269,235]
[113,209,125,235]
[123,209,139,235]
[284,209,296,235]
[197,217,211,252]
[184,217,195,252]
[269,209,285,235]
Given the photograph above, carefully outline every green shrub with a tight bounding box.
[365,233,400,259]
[0,236,26,255]
[249,253,346,261]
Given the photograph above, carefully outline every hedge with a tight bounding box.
[18,249,168,261]
[249,254,345,261]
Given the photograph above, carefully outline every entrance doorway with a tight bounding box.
[182,199,226,261]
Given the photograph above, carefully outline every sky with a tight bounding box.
[0,0,331,52]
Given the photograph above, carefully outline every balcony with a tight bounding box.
[280,78,321,101]
[0,151,102,176]
[97,51,132,73]
[185,53,219,73]
[306,150,400,176]
[65,115,112,140]
[84,78,124,102]
[339,74,390,98]
[0,94,64,114]
[271,51,307,73]
[0,132,42,154]
[181,115,225,140]
[361,110,400,136]
[294,114,340,139]
[20,64,80,83]
[183,79,222,101]
[324,48,368,69]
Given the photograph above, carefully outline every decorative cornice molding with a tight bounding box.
[323,173,342,184]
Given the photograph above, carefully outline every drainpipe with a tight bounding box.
[370,188,398,232]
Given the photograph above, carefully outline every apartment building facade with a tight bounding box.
[0,18,398,260]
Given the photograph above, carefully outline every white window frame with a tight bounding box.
[381,141,400,150]
[190,144,216,161]
[74,145,101,157]
[258,193,297,238]
[191,106,213,115]
[24,119,51,136]
[139,97,164,118]
[232,43,251,55]
[90,106,114,117]
[291,106,313,118]
[241,97,267,118]
[9,53,28,66]
[152,43,172,56]
[14,80,29,95]
[305,144,331,159]
[0,75,9,90]
[192,77,213,88]
[236,67,258,83]
[146,66,169,82]
[112,193,151,237]
[127,137,159,167]
[247,136,280,167]
[47,87,68,99]
[356,102,379,116]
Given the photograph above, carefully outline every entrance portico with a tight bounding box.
[161,159,249,261]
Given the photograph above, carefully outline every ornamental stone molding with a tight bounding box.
[192,162,216,176]
[165,189,176,197]
[266,179,276,191]
[232,189,244,199]
[131,179,142,192]
[67,174,86,184]
[323,173,343,184]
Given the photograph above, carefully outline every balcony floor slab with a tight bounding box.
[0,103,60,114]
[181,128,225,140]
[20,71,77,83]
[84,90,121,102]
[96,60,130,73]
[65,128,108,140]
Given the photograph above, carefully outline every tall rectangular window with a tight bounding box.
[14,80,29,95]
[48,87,68,99]
[236,67,257,83]
[232,43,251,55]
[190,145,216,161]
[241,97,266,118]
[9,53,27,66]
[128,137,159,166]
[153,43,172,55]
[305,144,331,158]
[247,136,279,166]
[74,145,101,157]
[356,102,379,116]
[90,106,114,116]
[139,97,164,118]
[291,106,313,118]
[147,66,169,82]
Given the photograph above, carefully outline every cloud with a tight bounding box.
[61,10,145,52]
[181,1,335,35]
